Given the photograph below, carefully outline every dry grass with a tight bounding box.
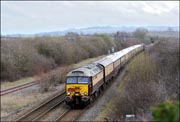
[1,77,36,90]
[0,88,59,120]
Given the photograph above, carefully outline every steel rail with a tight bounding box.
[14,90,65,122]
[32,99,65,121]
[53,108,71,122]
[0,78,51,96]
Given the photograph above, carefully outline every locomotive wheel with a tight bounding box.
[90,95,94,102]
[98,89,101,95]
[101,85,104,91]
[88,99,91,105]
[71,104,75,109]
[94,91,98,98]
[106,81,108,85]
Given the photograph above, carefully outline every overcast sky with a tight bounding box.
[1,1,179,34]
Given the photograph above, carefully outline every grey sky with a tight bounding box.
[1,1,179,34]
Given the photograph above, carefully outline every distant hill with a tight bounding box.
[2,26,179,37]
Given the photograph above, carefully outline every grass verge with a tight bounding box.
[1,77,36,90]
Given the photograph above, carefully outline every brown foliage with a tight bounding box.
[110,37,179,120]
[1,34,124,81]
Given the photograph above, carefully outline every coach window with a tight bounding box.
[66,77,77,84]
[78,77,89,84]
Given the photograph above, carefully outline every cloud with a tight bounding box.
[1,1,179,34]
[141,1,178,14]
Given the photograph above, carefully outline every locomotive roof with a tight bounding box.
[66,63,102,77]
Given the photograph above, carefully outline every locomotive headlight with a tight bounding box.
[84,92,87,95]
[67,92,71,95]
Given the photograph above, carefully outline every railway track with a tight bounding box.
[14,90,65,122]
[14,67,125,122]
[54,84,109,122]
[0,80,42,96]
[54,106,88,122]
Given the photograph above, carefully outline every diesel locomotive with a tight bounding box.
[65,44,144,107]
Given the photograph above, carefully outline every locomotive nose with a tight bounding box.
[68,88,75,92]
[75,87,80,92]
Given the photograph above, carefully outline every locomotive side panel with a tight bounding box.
[92,71,104,93]
[126,52,130,61]
[121,55,126,66]
[105,63,114,81]
[114,59,120,68]
[113,59,121,76]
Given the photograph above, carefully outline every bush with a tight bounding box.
[1,39,55,81]
[133,28,148,42]
[148,38,179,100]
[114,53,159,117]
[152,100,180,121]
[109,38,179,120]
[1,34,123,82]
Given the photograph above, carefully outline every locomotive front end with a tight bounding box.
[65,64,103,107]
[65,68,92,107]
[65,76,90,106]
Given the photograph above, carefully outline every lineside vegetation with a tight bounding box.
[1,33,142,82]
[97,37,179,121]
[1,27,156,82]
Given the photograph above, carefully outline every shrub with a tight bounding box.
[114,53,159,117]
[110,38,179,120]
[152,100,180,122]
[133,28,148,42]
[1,34,131,82]
[1,39,55,81]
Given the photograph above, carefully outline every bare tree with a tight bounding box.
[133,28,148,42]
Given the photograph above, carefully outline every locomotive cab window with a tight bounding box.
[66,77,77,84]
[78,77,89,84]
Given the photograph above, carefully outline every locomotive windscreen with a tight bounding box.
[66,77,89,84]
[78,77,89,84]
[67,77,77,84]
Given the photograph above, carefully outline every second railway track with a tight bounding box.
[14,90,65,122]
[1,80,42,96]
